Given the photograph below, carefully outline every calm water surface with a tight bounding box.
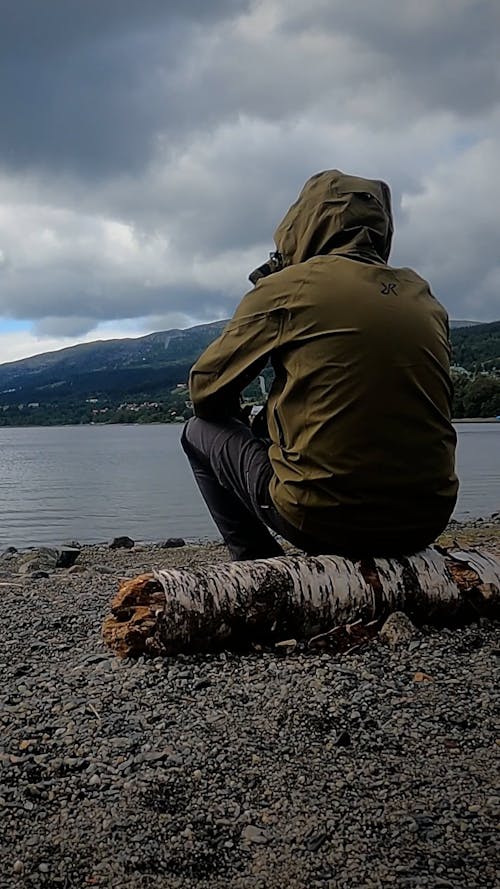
[0,422,498,548]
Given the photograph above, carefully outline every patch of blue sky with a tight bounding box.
[0,318,31,333]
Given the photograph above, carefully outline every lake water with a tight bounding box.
[0,422,498,548]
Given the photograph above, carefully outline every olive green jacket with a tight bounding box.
[190,171,458,542]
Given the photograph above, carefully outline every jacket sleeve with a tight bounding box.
[189,283,284,420]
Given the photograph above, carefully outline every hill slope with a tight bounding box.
[449,320,482,329]
[451,320,500,372]
[0,320,227,405]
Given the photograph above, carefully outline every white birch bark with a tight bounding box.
[102,547,500,657]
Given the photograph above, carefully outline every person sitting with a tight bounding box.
[182,170,458,561]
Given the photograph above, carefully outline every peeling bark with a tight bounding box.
[102,548,500,658]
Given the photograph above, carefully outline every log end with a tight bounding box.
[102,573,166,658]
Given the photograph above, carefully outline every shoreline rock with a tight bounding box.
[2,514,500,560]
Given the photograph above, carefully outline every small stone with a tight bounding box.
[18,548,58,573]
[55,546,80,569]
[39,863,50,874]
[305,831,328,852]
[193,678,212,690]
[241,824,269,845]
[117,756,135,772]
[13,860,24,875]
[109,536,135,549]
[192,769,202,781]
[413,671,434,683]
[380,612,420,648]
[88,774,101,786]
[94,565,117,575]
[137,749,172,763]
[334,730,351,747]
[159,538,185,548]
[83,654,110,666]
[18,563,49,578]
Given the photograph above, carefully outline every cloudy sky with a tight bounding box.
[1,0,499,363]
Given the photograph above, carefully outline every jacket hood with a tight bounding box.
[274,170,393,266]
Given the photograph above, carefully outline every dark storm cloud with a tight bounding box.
[0,0,250,177]
[6,0,495,184]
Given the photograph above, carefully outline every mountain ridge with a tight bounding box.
[0,320,227,375]
[0,319,498,418]
[450,320,483,328]
[0,317,489,377]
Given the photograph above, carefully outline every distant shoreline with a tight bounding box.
[0,417,499,430]
[453,417,500,423]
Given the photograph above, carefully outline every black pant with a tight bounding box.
[182,417,452,561]
[181,416,317,560]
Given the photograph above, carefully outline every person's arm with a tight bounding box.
[189,283,284,420]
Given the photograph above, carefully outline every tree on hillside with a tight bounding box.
[462,375,500,418]
[452,372,500,418]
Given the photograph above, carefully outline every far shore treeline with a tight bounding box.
[0,320,499,427]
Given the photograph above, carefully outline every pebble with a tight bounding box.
[380,612,420,648]
[241,824,269,844]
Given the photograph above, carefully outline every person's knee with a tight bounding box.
[181,416,198,454]
[181,415,215,458]
[182,415,240,448]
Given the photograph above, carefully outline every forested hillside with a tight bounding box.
[451,320,500,372]
[0,318,498,424]
[449,321,500,417]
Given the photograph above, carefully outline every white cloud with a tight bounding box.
[398,126,500,318]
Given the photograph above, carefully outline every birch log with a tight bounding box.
[102,548,500,658]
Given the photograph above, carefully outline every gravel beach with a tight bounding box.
[1,522,499,889]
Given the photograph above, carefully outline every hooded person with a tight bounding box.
[181,170,458,560]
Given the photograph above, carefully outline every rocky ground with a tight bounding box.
[0,521,499,889]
